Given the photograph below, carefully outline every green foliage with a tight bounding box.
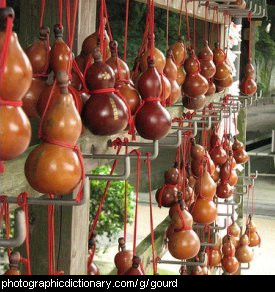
[90,165,135,244]
[106,0,186,67]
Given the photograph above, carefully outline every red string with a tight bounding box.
[0,16,13,84]
[88,141,124,240]
[216,7,220,45]
[0,100,23,107]
[17,193,32,275]
[166,0,169,51]
[145,153,157,275]
[204,2,209,43]
[0,196,11,257]
[248,12,252,61]
[193,0,196,51]
[123,144,129,242]
[131,150,141,256]
[149,0,155,61]
[185,0,191,49]
[123,0,130,61]
[103,0,113,41]
[209,8,216,48]
[89,88,133,137]
[99,0,105,56]
[157,184,176,208]
[174,204,192,233]
[87,244,96,270]
[39,0,46,28]
[0,0,6,8]
[178,0,184,36]
[58,0,63,28]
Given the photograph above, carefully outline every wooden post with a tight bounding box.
[15,0,97,275]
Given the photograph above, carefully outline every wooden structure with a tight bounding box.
[0,0,249,275]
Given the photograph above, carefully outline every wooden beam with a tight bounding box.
[135,0,224,24]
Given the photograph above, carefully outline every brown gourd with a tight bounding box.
[221,237,240,274]
[50,25,71,75]
[236,234,254,263]
[191,199,217,225]
[0,7,32,161]
[135,58,172,140]
[164,49,181,105]
[3,252,21,275]
[25,72,82,195]
[240,60,257,96]
[155,185,178,208]
[25,26,50,76]
[123,256,143,275]
[83,48,129,136]
[246,216,261,247]
[114,238,134,275]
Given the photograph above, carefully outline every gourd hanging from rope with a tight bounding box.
[240,12,257,96]
[83,48,129,136]
[0,7,32,163]
[23,0,50,118]
[25,72,83,196]
[135,0,172,141]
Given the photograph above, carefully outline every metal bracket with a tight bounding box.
[0,210,26,248]
[159,130,182,148]
[241,262,251,270]
[154,252,207,267]
[194,218,227,232]
[172,121,198,138]
[6,178,90,207]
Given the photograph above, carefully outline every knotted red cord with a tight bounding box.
[166,0,169,51]
[87,243,96,270]
[145,153,157,275]
[17,193,32,275]
[0,196,11,257]
[204,2,209,43]
[123,0,130,61]
[157,184,176,208]
[178,0,184,36]
[58,0,63,28]
[192,0,197,51]
[149,0,155,61]
[130,150,141,256]
[39,0,46,28]
[0,16,20,173]
[0,1,6,8]
[88,140,124,240]
[174,203,192,233]
[248,11,252,61]
[185,0,191,49]
[89,88,134,138]
[123,140,129,242]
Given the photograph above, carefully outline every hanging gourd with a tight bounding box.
[240,60,257,96]
[213,43,232,91]
[170,36,187,86]
[191,266,204,276]
[50,24,72,75]
[194,161,217,201]
[83,47,129,136]
[107,40,141,116]
[236,234,254,264]
[124,256,143,275]
[0,7,32,162]
[220,150,238,186]
[245,216,261,248]
[80,15,111,67]
[232,136,249,164]
[140,35,166,74]
[212,167,220,183]
[114,238,134,275]
[221,236,240,274]
[199,41,216,80]
[210,143,228,167]
[164,49,181,106]
[25,26,50,76]
[208,245,223,268]
[37,82,83,117]
[156,185,178,208]
[182,50,208,110]
[191,198,217,225]
[25,72,82,195]
[168,198,200,260]
[165,162,180,185]
[135,57,172,140]
[3,252,21,275]
[106,40,130,86]
[186,163,197,189]
[87,235,100,276]
[235,0,247,9]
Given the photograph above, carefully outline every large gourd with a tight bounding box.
[83,47,129,136]
[0,7,32,161]
[135,58,172,140]
[25,72,82,195]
